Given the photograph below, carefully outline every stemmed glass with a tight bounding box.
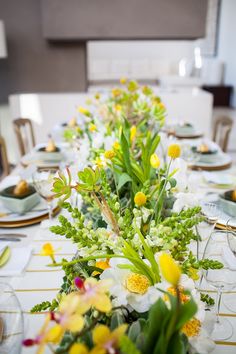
[195,202,220,260]
[223,217,236,313]
[32,168,58,223]
[202,230,236,340]
[0,283,24,354]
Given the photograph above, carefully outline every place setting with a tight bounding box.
[0,168,60,228]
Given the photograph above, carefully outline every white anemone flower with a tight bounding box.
[100,258,161,313]
[173,192,200,213]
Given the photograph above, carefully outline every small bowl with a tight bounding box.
[0,185,40,214]
[219,190,236,217]
[35,146,63,162]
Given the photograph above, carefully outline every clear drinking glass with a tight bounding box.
[32,168,58,222]
[202,230,236,340]
[223,217,236,313]
[0,283,24,354]
[195,202,220,261]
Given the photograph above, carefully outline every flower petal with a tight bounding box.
[65,314,84,333]
[93,325,111,345]
[69,343,89,354]
[93,294,112,313]
[46,324,64,343]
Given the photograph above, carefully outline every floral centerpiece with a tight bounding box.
[24,81,221,354]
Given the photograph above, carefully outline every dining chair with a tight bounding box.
[213,116,233,152]
[0,135,10,179]
[13,118,36,156]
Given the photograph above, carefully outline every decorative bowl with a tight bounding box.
[219,190,236,217]
[35,146,63,162]
[0,185,40,214]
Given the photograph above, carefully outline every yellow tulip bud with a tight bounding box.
[150,153,160,168]
[130,126,137,142]
[134,192,147,207]
[78,106,91,117]
[159,253,181,286]
[167,144,181,159]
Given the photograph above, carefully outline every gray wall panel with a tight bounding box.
[0,0,87,102]
[42,0,207,40]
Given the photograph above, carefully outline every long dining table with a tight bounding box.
[1,157,236,354]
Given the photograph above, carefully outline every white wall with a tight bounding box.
[217,0,236,107]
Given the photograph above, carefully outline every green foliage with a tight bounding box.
[120,335,142,354]
[200,293,215,306]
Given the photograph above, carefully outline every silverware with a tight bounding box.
[0,238,21,242]
[0,233,27,238]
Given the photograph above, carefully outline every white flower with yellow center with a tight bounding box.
[100,258,160,313]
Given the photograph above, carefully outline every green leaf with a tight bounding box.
[118,173,133,190]
[120,335,141,354]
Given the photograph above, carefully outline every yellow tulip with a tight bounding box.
[159,253,181,286]
[130,125,137,142]
[150,153,160,168]
[89,123,97,132]
[78,106,91,117]
[69,343,89,354]
[134,192,147,207]
[167,144,181,159]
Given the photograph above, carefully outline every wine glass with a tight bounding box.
[32,168,58,223]
[223,217,236,313]
[0,283,24,354]
[202,230,236,340]
[195,203,220,262]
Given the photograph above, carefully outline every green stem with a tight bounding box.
[47,254,129,268]
[155,158,172,221]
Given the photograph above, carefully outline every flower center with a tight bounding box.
[125,274,150,295]
[165,286,189,303]
[182,318,201,337]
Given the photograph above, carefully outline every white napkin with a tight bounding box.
[0,242,33,276]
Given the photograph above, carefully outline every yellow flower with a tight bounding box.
[111,88,122,97]
[134,192,147,207]
[130,125,137,142]
[128,80,138,92]
[69,343,89,354]
[113,141,120,150]
[94,157,106,169]
[47,293,85,345]
[126,273,150,295]
[104,150,115,160]
[150,153,160,169]
[182,318,201,337]
[94,93,100,100]
[77,278,112,314]
[167,144,181,159]
[40,243,57,263]
[92,260,110,276]
[120,77,127,84]
[89,123,97,132]
[159,253,181,286]
[114,104,122,112]
[91,324,127,353]
[78,106,91,117]
[165,286,189,303]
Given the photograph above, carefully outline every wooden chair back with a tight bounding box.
[213,116,233,152]
[0,135,10,179]
[13,118,36,156]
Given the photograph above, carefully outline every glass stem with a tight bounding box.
[216,289,222,323]
[47,201,53,220]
